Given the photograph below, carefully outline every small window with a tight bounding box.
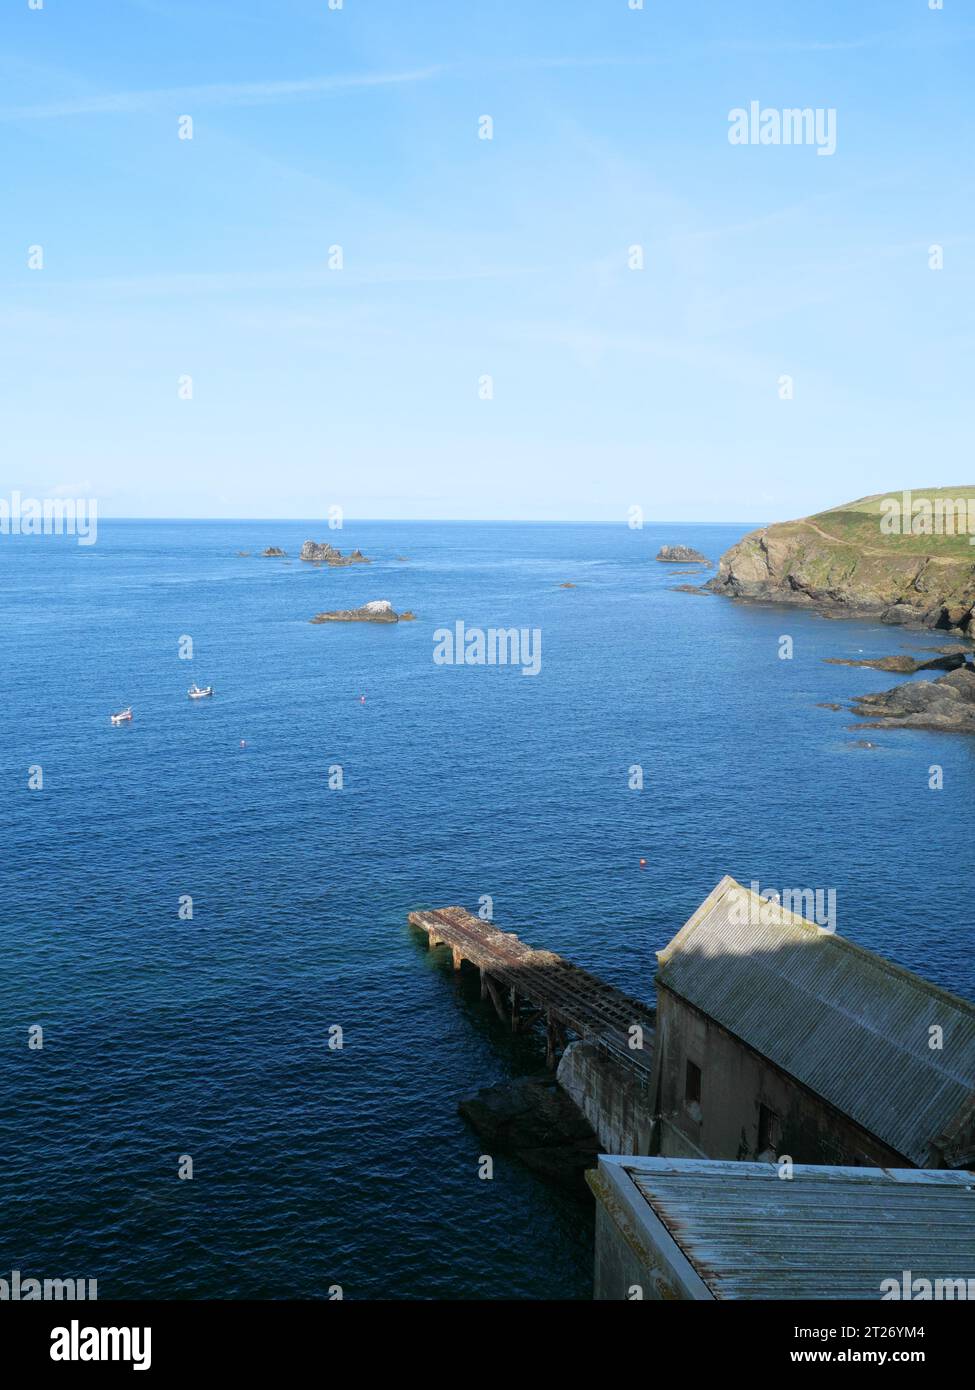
[758,1103,779,1152]
[684,1060,702,1106]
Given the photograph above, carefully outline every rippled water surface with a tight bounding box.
[2,520,972,1298]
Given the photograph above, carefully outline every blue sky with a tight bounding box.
[2,0,973,521]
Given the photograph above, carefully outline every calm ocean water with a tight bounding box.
[2,520,973,1300]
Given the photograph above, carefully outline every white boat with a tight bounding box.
[188,684,214,699]
[110,707,133,725]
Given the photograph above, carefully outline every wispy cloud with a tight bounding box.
[500,55,662,71]
[715,36,885,53]
[46,480,94,498]
[13,263,537,300]
[0,67,443,121]
[715,29,975,54]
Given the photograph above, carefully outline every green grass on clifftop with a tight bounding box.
[799,487,975,558]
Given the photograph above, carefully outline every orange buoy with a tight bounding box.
[639,858,647,867]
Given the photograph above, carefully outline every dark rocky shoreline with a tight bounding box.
[824,650,970,675]
[850,665,975,735]
[701,492,975,734]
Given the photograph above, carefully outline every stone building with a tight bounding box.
[650,876,975,1169]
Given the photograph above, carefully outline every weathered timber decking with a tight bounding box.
[407,906,655,1080]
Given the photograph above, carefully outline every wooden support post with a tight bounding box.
[545,1016,566,1069]
[452,947,462,972]
[483,974,508,1024]
[509,988,519,1033]
[479,968,488,1000]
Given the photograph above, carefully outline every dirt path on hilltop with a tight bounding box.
[795,517,966,565]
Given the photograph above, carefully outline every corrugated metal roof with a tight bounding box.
[620,1157,975,1300]
[656,877,975,1166]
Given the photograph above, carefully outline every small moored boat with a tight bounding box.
[110,707,133,725]
[188,684,214,699]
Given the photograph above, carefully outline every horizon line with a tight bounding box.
[69,516,762,527]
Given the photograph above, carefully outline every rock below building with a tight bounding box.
[458,1074,599,1185]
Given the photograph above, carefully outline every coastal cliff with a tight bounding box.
[709,488,975,636]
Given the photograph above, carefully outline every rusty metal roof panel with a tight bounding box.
[615,1158,975,1300]
[655,878,975,1165]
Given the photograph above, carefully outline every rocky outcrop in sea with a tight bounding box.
[656,544,711,565]
[310,600,415,624]
[300,540,370,565]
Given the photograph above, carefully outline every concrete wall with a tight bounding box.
[587,1158,713,1301]
[591,1197,672,1301]
[557,1041,656,1155]
[654,987,908,1168]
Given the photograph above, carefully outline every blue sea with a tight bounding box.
[2,520,973,1300]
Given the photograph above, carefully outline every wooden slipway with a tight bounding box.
[408,906,655,1079]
